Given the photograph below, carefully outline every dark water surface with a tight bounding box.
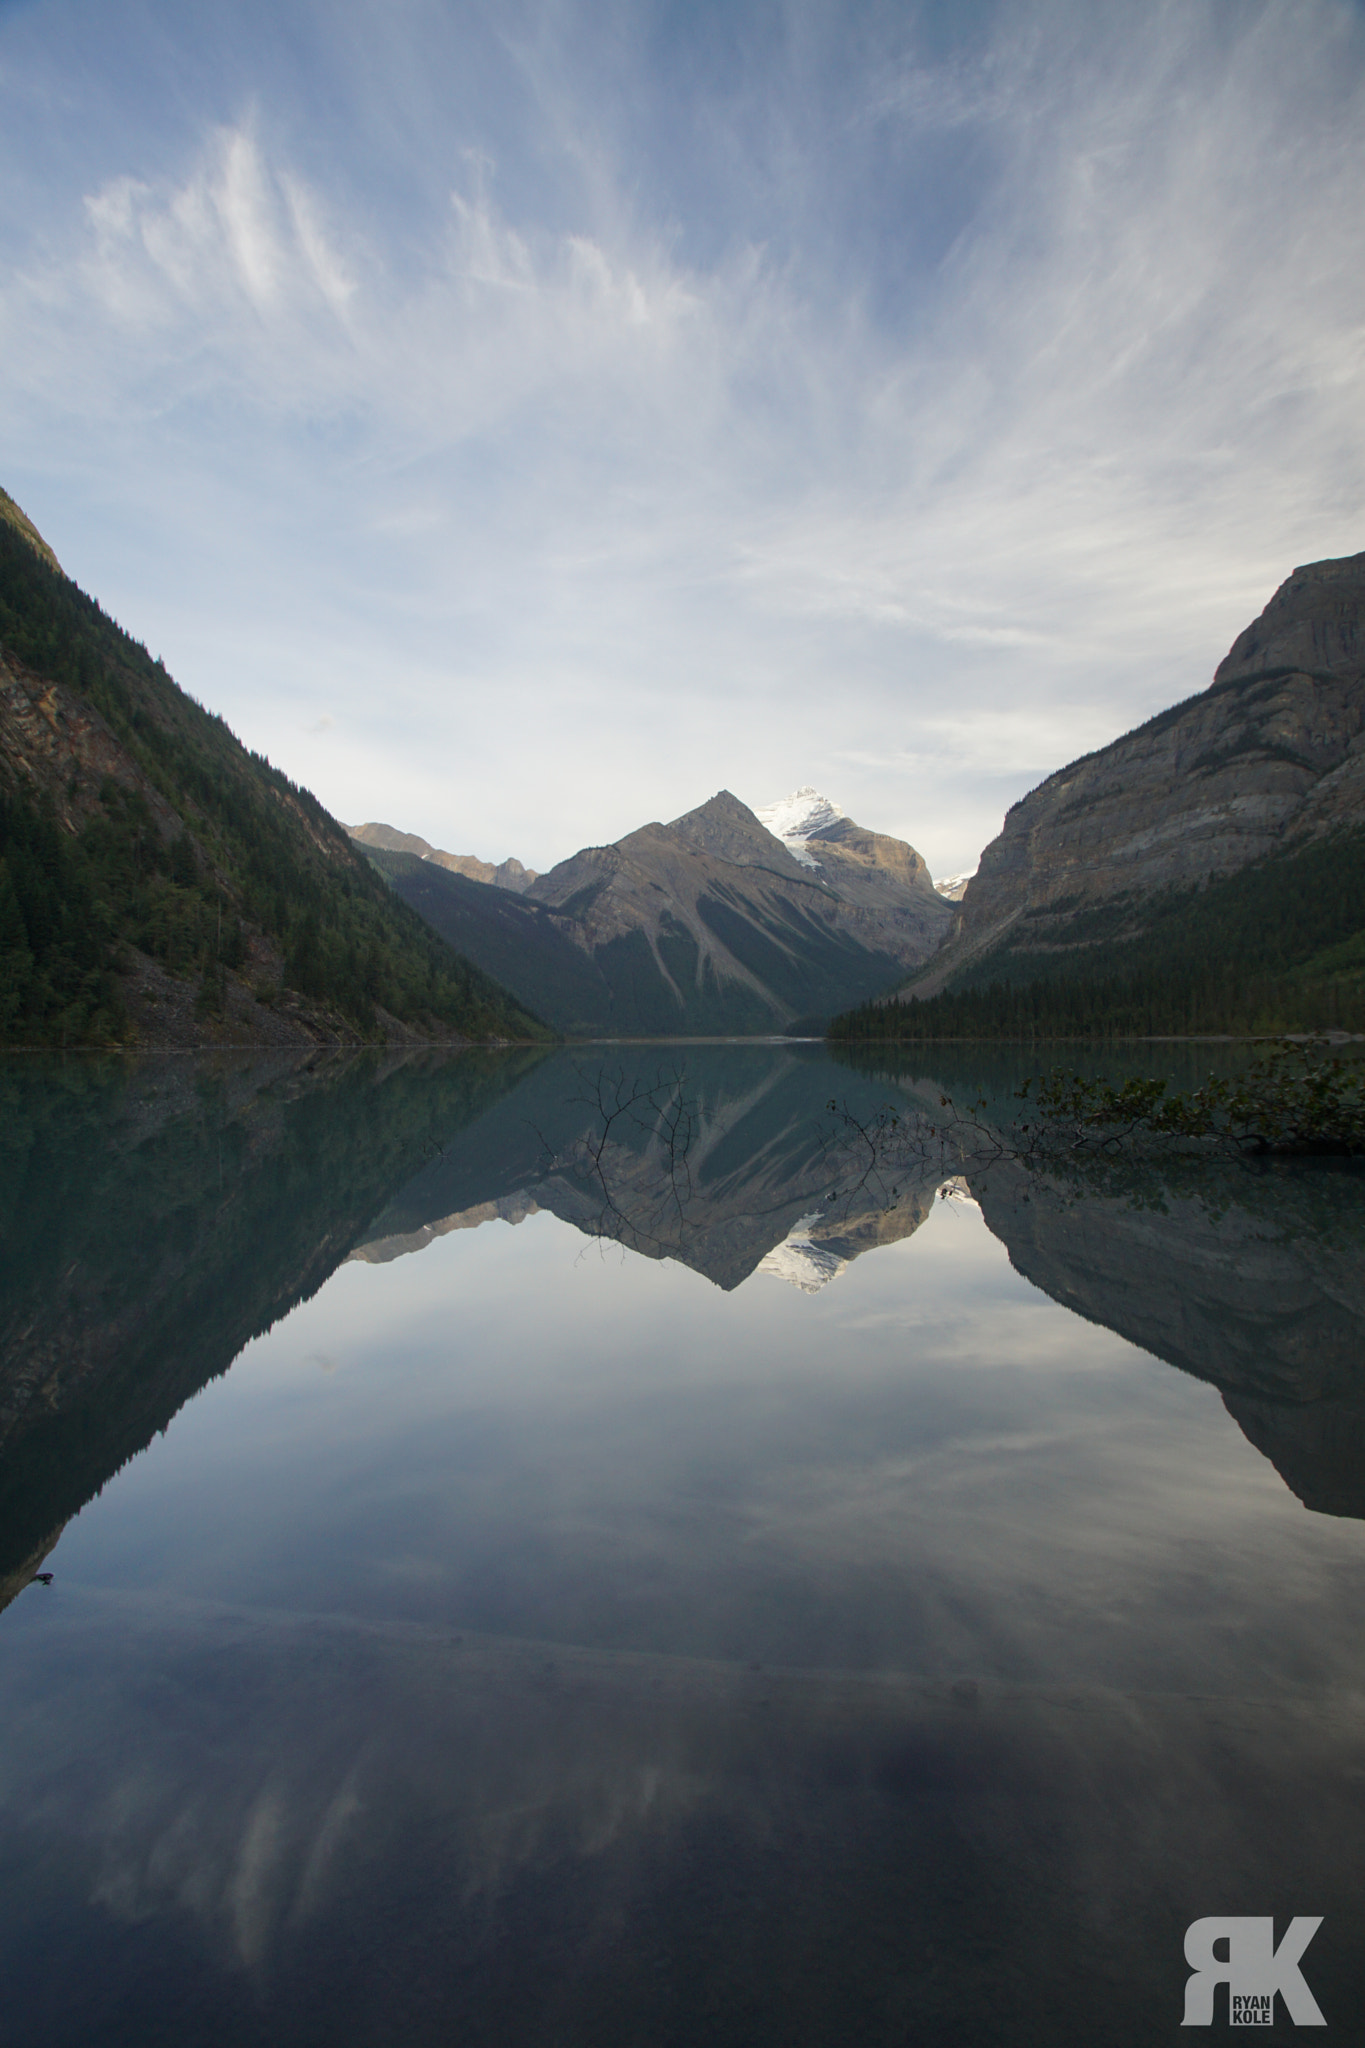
[1,1044,1363,2044]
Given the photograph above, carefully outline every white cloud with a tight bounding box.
[81,124,357,333]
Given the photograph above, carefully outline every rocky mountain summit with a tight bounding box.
[372,789,952,1034]
[757,786,942,913]
[902,550,1365,1000]
[348,820,536,892]
[523,787,950,1023]
[754,787,847,864]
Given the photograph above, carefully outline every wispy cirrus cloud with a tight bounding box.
[0,0,1363,872]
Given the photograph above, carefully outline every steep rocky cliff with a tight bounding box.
[756,786,942,915]
[906,551,1365,999]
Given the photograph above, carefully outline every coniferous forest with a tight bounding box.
[829,823,1365,1041]
[0,503,550,1047]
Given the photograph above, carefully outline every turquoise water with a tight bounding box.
[1,1045,1362,2043]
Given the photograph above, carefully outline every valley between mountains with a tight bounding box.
[352,787,953,1036]
[350,551,1365,1041]
[2,474,1364,1047]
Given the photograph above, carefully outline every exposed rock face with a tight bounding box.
[1217,551,1365,692]
[755,787,941,911]
[803,813,940,912]
[510,790,952,1032]
[347,821,536,892]
[362,788,950,1030]
[659,787,805,868]
[1,646,178,833]
[909,551,1365,995]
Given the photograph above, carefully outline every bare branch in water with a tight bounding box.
[532,1062,700,1258]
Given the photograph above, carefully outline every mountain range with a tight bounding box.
[357,554,1365,1046]
[347,820,537,893]
[10,464,1364,1049]
[362,788,952,1035]
[1,481,955,1045]
[756,793,972,910]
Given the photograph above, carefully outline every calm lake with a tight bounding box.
[1,1042,1363,2045]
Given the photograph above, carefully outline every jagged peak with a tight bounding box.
[756,787,846,843]
[933,871,975,901]
[661,789,807,870]
[752,788,844,871]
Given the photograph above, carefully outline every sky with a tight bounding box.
[2,0,1364,879]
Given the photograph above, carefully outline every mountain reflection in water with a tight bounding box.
[969,1153,1365,1518]
[1,1044,1364,2045]
[344,1046,1365,1523]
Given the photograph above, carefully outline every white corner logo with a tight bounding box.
[1183,1917,1326,2027]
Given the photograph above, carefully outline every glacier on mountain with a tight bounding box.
[754,787,846,870]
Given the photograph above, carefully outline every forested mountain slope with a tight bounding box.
[0,493,547,1047]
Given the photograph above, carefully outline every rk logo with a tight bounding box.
[1182,1918,1326,2027]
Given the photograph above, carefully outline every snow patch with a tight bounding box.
[933,871,975,900]
[755,786,846,870]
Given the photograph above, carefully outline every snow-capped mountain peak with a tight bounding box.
[755,787,846,869]
[933,871,976,901]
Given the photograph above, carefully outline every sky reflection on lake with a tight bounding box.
[1,1046,1363,2044]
